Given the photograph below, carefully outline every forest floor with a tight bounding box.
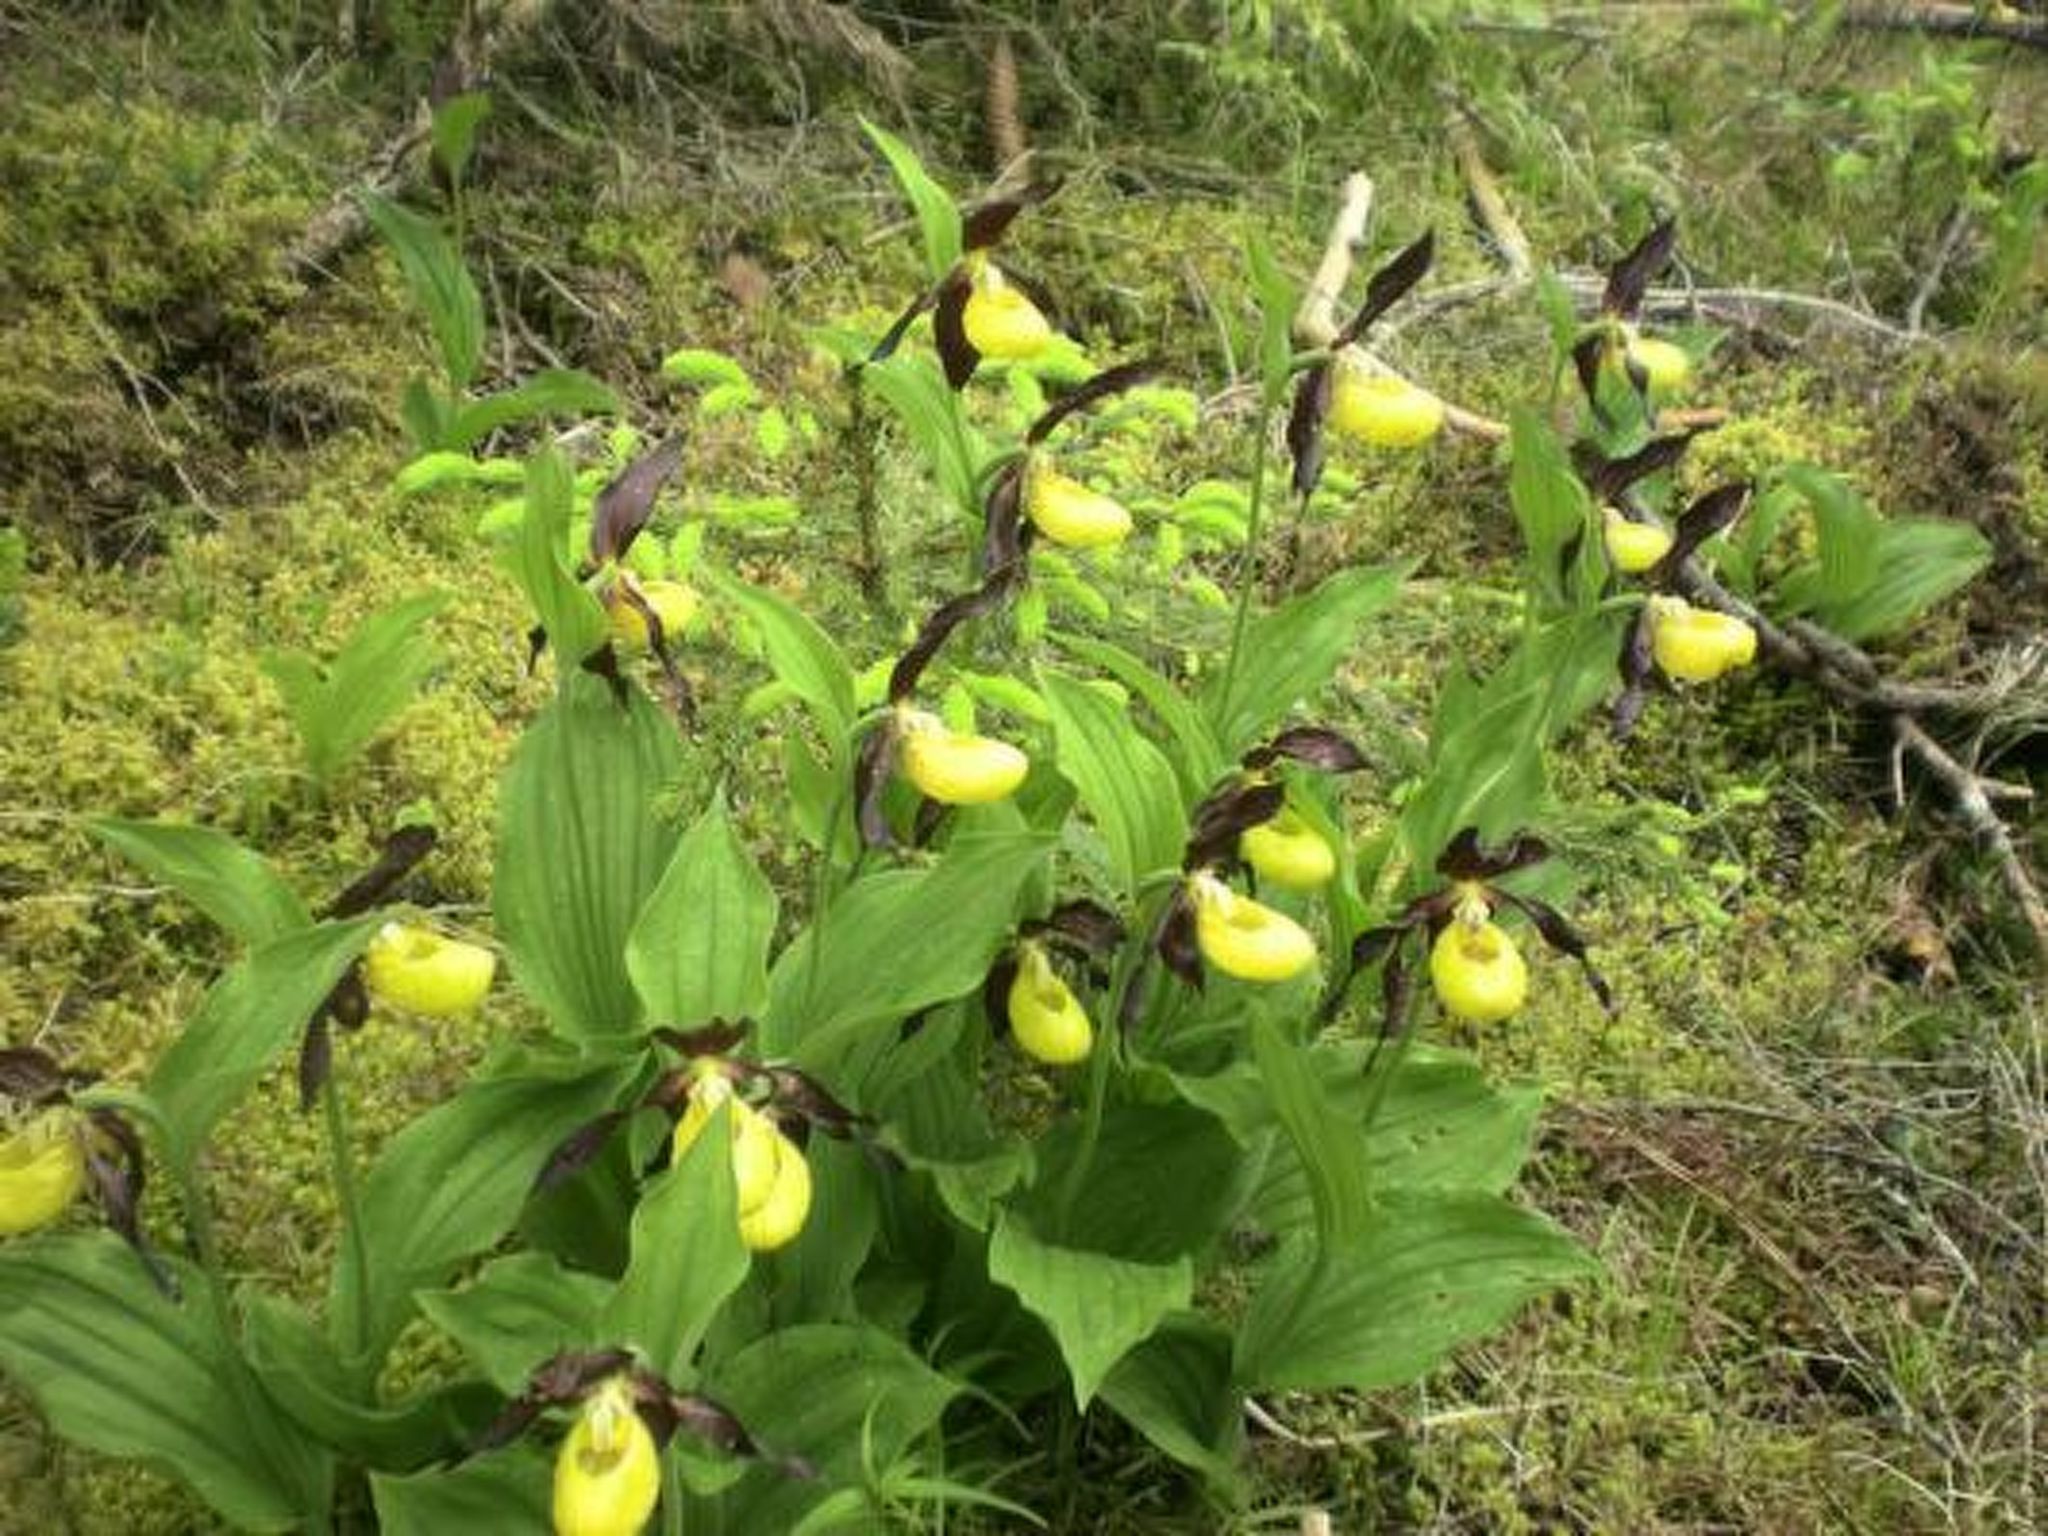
[1,4,2043,1532]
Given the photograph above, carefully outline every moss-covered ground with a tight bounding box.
[1,4,2041,1531]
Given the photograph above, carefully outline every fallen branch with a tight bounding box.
[285,0,550,280]
[1844,1,2048,48]
[1672,562,2048,959]
[1418,135,2048,955]
[1444,105,1533,281]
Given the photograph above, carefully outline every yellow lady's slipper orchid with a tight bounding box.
[1647,597,1758,683]
[1622,330,1690,395]
[1602,509,1674,575]
[961,262,1052,360]
[552,1376,660,1536]
[1006,943,1093,1065]
[736,1136,812,1253]
[672,1078,812,1253]
[363,922,497,1017]
[1189,873,1316,983]
[1025,465,1132,550]
[0,1111,86,1239]
[1239,809,1337,892]
[897,709,1029,805]
[1429,911,1530,1025]
[608,579,701,651]
[1329,362,1445,449]
[1433,888,1531,1024]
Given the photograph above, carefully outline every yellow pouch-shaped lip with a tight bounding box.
[1240,809,1337,891]
[1190,875,1316,983]
[363,922,497,1017]
[0,1112,86,1239]
[1602,509,1673,575]
[1429,918,1529,1024]
[897,710,1029,805]
[608,579,700,650]
[1649,598,1758,683]
[1025,466,1133,550]
[1329,365,1445,448]
[1622,330,1690,394]
[552,1377,660,1536]
[962,268,1052,360]
[1006,945,1094,1065]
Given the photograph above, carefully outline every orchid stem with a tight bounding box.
[1218,389,1278,724]
[322,1065,374,1379]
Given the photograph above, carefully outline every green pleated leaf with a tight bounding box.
[363,192,485,390]
[415,1251,611,1397]
[372,1448,551,1535]
[0,1235,330,1531]
[1099,1314,1243,1488]
[709,571,857,751]
[441,369,618,453]
[753,1137,881,1327]
[242,1293,491,1470]
[1020,1102,1243,1263]
[989,1210,1191,1409]
[500,450,608,665]
[1233,1194,1593,1393]
[1051,632,1226,796]
[1037,667,1187,894]
[494,671,684,1040]
[599,1101,749,1382]
[626,797,777,1030]
[861,118,962,280]
[1815,518,1992,641]
[88,817,309,946]
[146,917,379,1170]
[336,1051,637,1363]
[1508,407,1593,608]
[1203,562,1405,756]
[1248,1018,1372,1246]
[763,831,1051,1067]
[685,1323,961,1532]
[262,591,449,789]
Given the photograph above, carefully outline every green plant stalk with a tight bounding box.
[662,1449,685,1536]
[1217,392,1278,719]
[172,1155,336,1534]
[846,369,887,607]
[322,1067,374,1380]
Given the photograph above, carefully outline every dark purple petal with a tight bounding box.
[324,825,437,919]
[1183,779,1286,873]
[1576,431,1702,506]
[1335,229,1436,344]
[0,1046,70,1104]
[1612,607,1656,737]
[982,462,1028,575]
[1499,892,1616,1014]
[591,436,686,565]
[83,1108,176,1297]
[1655,482,1750,580]
[1571,332,1612,422]
[652,1020,751,1059]
[1025,359,1160,446]
[868,288,938,364]
[1435,827,1550,882]
[533,1109,635,1194]
[1603,217,1677,318]
[1243,726,1369,775]
[1286,360,1335,500]
[1156,886,1204,992]
[1033,898,1127,957]
[962,182,1055,252]
[933,269,978,390]
[854,718,901,851]
[982,955,1019,1038]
